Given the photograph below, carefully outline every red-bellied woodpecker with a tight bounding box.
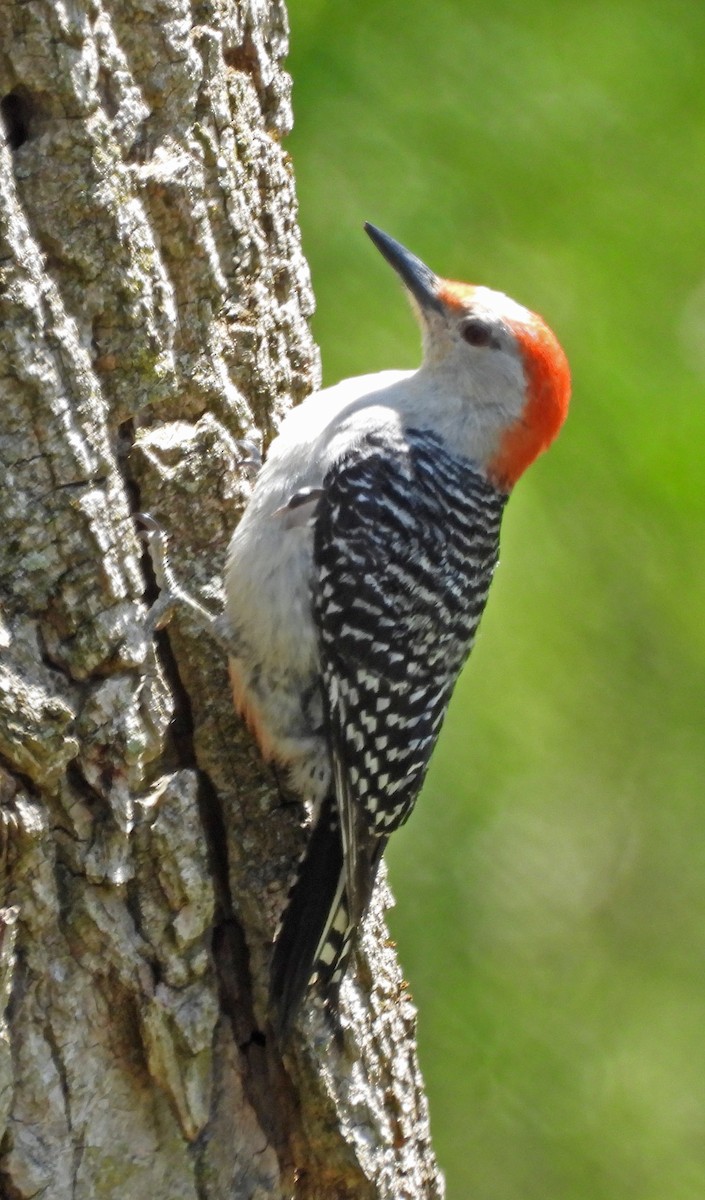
[221,224,570,1037]
[143,224,570,1039]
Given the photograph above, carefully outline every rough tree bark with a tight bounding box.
[0,0,445,1196]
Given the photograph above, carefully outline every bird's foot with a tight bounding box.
[135,513,237,655]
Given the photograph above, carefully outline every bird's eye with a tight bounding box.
[460,317,498,348]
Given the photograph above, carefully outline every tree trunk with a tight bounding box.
[0,1,444,1196]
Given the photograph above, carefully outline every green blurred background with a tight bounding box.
[286,2,705,1196]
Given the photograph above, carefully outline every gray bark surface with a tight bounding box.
[0,0,445,1196]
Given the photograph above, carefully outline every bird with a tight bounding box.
[197,223,570,1037]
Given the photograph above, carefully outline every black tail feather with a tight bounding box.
[269,794,384,1039]
[270,794,344,1039]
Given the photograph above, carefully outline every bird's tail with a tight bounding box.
[269,793,384,1039]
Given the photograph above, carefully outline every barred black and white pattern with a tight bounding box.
[313,425,506,836]
[271,425,506,1035]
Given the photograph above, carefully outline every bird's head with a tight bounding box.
[365,223,571,492]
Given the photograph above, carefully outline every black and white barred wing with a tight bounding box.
[313,426,505,921]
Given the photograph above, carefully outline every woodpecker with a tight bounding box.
[146,224,569,1037]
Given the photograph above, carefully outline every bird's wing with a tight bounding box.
[312,424,505,924]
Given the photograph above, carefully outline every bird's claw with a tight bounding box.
[235,436,263,474]
[134,513,237,655]
[135,512,181,635]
